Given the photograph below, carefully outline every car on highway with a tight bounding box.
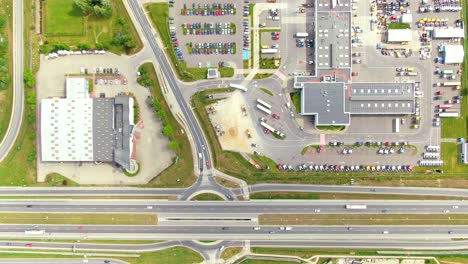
[25,243,32,247]
[448,231,454,234]
[382,230,389,234]
[253,227,261,230]
[314,209,321,213]
[452,205,459,209]
[347,227,353,231]
[78,226,84,230]
[206,160,211,167]
[443,209,450,213]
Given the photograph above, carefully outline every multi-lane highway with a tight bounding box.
[0,200,464,215]
[0,0,24,161]
[0,224,466,240]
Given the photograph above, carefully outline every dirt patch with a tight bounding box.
[209,91,259,153]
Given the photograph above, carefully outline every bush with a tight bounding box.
[23,69,35,88]
[73,0,113,18]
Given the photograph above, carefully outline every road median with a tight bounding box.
[0,213,157,225]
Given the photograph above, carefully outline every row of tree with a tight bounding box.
[73,0,112,18]
[0,15,9,90]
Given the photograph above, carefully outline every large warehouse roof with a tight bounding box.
[443,45,465,64]
[387,29,413,42]
[301,82,350,125]
[41,98,94,162]
[433,28,465,39]
[66,78,89,99]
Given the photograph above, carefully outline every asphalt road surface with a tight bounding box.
[0,260,123,264]
[0,0,24,161]
[0,224,467,240]
[1,200,465,215]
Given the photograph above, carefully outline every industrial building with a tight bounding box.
[433,28,465,39]
[461,143,468,164]
[40,78,135,170]
[387,29,413,43]
[442,44,465,64]
[294,0,416,127]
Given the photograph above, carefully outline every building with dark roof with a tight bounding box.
[41,78,134,169]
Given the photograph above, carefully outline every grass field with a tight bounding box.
[215,176,240,189]
[0,213,157,225]
[441,5,468,139]
[4,239,163,244]
[240,259,296,264]
[145,3,233,82]
[0,0,13,144]
[441,143,468,174]
[42,0,142,55]
[138,63,197,188]
[221,247,242,260]
[44,0,84,36]
[0,247,203,264]
[191,193,224,201]
[259,214,468,225]
[253,73,273,79]
[290,92,301,113]
[251,191,465,200]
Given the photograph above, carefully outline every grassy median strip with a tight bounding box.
[221,247,242,260]
[0,213,157,225]
[0,196,174,200]
[259,214,468,225]
[250,192,463,200]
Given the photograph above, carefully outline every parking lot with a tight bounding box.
[169,0,246,68]
[36,53,173,184]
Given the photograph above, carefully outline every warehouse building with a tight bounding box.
[442,44,465,64]
[40,78,134,170]
[387,29,413,43]
[433,28,465,39]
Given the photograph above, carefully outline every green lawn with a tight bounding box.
[260,87,273,96]
[253,73,273,79]
[0,0,13,144]
[191,193,224,201]
[316,125,346,131]
[240,260,296,264]
[441,142,468,174]
[42,0,142,55]
[0,213,157,225]
[387,23,410,29]
[0,247,203,264]
[44,0,84,36]
[441,4,468,139]
[259,58,280,69]
[290,92,301,113]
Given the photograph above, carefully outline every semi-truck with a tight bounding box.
[257,104,272,115]
[257,99,272,109]
[261,48,278,54]
[295,32,309,38]
[394,118,400,133]
[438,104,453,109]
[345,204,367,209]
[25,230,45,235]
[229,83,247,92]
[439,112,460,117]
[260,121,276,133]
[443,82,461,86]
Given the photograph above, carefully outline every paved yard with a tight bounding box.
[36,52,173,184]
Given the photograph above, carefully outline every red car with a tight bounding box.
[272,114,280,119]
[351,72,358,76]
[437,90,443,95]
[79,226,84,230]
[25,243,32,247]
[206,160,211,167]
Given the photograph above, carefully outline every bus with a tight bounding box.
[256,104,272,115]
[256,99,272,109]
[345,205,367,209]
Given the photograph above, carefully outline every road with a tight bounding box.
[0,200,465,215]
[0,260,124,264]
[0,224,467,240]
[0,0,24,162]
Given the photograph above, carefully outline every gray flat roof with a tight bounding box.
[93,98,114,162]
[317,0,352,12]
[349,100,414,114]
[113,95,133,170]
[350,82,415,101]
[316,12,351,69]
[301,82,350,125]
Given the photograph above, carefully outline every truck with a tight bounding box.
[345,204,367,209]
[439,112,460,117]
[394,118,400,133]
[443,82,462,86]
[438,104,453,109]
[257,99,272,109]
[295,32,309,38]
[256,104,272,115]
[260,121,276,133]
[229,83,247,92]
[441,69,454,75]
[25,230,45,235]
[261,48,278,54]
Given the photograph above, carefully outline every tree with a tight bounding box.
[23,69,35,88]
[162,124,173,137]
[168,141,179,150]
[73,0,112,18]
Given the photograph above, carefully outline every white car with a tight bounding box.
[314,209,321,213]
[253,227,261,230]
[443,209,450,213]
[452,205,459,209]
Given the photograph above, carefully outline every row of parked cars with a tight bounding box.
[186,28,234,35]
[182,5,236,16]
[243,21,250,48]
[277,164,414,172]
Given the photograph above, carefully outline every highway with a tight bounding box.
[0,224,467,240]
[0,0,24,161]
[0,200,465,215]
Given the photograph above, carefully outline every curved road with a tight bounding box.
[0,0,24,161]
